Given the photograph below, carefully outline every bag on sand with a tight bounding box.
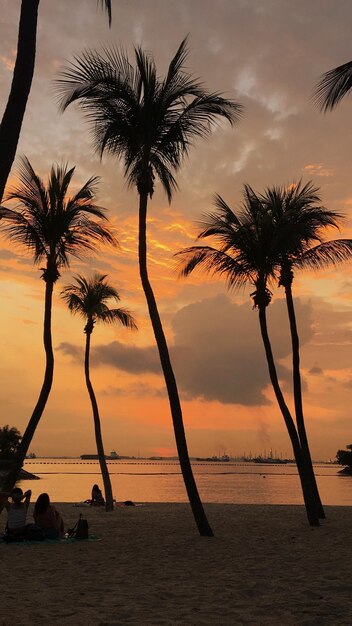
[67,514,89,540]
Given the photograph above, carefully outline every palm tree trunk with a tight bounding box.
[258,305,320,526]
[284,283,325,519]
[138,192,213,537]
[0,0,39,202]
[0,278,54,495]
[84,328,114,512]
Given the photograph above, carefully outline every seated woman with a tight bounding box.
[91,484,105,506]
[33,493,64,539]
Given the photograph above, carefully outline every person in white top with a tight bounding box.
[0,487,31,539]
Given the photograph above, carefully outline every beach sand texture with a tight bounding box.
[1,503,352,626]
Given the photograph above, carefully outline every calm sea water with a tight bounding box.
[21,459,352,506]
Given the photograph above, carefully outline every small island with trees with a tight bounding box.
[336,444,352,475]
[0,425,39,482]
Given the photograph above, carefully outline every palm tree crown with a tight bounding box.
[61,273,137,332]
[178,186,277,308]
[56,38,243,201]
[0,157,116,282]
[258,181,352,281]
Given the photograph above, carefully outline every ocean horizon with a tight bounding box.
[21,459,352,506]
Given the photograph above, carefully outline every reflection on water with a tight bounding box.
[22,460,352,505]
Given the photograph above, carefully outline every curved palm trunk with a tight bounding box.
[284,283,325,519]
[84,327,114,512]
[0,0,39,202]
[139,192,213,537]
[258,305,320,527]
[0,278,54,497]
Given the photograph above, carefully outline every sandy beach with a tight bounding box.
[1,503,352,626]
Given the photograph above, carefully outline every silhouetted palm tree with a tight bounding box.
[315,59,352,111]
[0,157,115,492]
[0,0,112,202]
[61,273,136,512]
[260,180,352,519]
[177,185,352,526]
[56,38,243,536]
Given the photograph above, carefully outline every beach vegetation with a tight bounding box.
[336,444,352,469]
[61,273,136,512]
[257,181,352,519]
[0,425,22,460]
[0,158,116,494]
[177,182,352,526]
[55,37,243,536]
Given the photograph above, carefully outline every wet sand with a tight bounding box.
[1,503,352,625]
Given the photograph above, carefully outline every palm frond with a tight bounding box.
[100,307,138,329]
[295,239,352,270]
[314,60,352,112]
[97,0,112,26]
[164,37,189,87]
[176,245,252,291]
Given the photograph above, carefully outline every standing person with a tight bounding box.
[33,493,64,539]
[0,487,31,540]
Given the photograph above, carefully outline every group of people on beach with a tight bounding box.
[0,483,105,542]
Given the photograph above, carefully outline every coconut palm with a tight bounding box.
[55,38,243,536]
[61,273,136,512]
[177,185,352,526]
[0,0,112,202]
[260,181,352,519]
[314,59,352,111]
[0,157,116,493]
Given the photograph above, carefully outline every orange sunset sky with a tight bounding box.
[0,0,352,460]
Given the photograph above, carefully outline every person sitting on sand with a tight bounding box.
[91,484,105,506]
[0,487,31,540]
[33,492,64,539]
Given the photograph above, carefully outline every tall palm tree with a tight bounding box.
[61,273,136,512]
[55,38,243,536]
[260,181,352,519]
[0,0,112,202]
[177,185,352,526]
[0,157,116,493]
[314,59,352,111]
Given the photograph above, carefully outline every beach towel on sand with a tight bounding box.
[0,534,102,545]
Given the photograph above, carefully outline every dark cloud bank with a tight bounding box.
[58,294,314,406]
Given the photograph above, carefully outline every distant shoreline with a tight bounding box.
[0,466,39,482]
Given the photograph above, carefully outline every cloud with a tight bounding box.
[58,294,315,407]
[92,341,162,374]
[57,342,84,361]
[0,250,18,260]
[309,366,323,375]
[170,294,313,405]
[58,339,162,374]
[303,163,334,178]
[101,383,167,398]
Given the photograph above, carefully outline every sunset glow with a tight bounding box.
[1,0,352,461]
